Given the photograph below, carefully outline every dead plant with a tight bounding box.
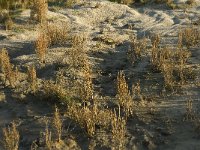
[45,22,68,46]
[111,110,126,150]
[27,65,37,93]
[79,57,94,102]
[0,48,18,87]
[2,122,20,150]
[30,0,48,23]
[35,32,48,63]
[182,27,200,48]
[116,71,134,117]
[53,106,62,143]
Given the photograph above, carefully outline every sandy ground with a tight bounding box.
[0,0,200,149]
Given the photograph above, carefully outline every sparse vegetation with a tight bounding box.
[0,0,200,149]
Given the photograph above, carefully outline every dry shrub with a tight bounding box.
[27,65,37,93]
[67,104,96,136]
[2,122,20,150]
[43,80,71,104]
[30,0,48,23]
[68,34,88,78]
[35,32,48,63]
[150,34,192,89]
[181,27,200,48]
[67,104,113,137]
[0,48,18,87]
[116,71,134,117]
[111,110,126,149]
[45,22,68,46]
[79,58,94,102]
[53,106,62,143]
[71,34,87,49]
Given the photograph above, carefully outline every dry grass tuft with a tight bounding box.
[27,65,37,93]
[116,71,134,117]
[30,0,48,23]
[181,27,200,48]
[53,106,62,143]
[45,22,69,46]
[67,103,113,137]
[2,122,20,150]
[35,32,48,63]
[43,80,70,104]
[0,48,18,87]
[79,58,94,103]
[111,110,126,149]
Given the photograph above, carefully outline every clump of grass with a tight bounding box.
[181,27,200,48]
[27,65,37,93]
[79,57,94,103]
[116,71,134,117]
[67,103,113,137]
[30,0,48,23]
[0,48,18,87]
[45,22,69,46]
[35,32,48,64]
[111,110,126,149]
[43,80,71,104]
[150,32,193,89]
[2,122,20,150]
[67,104,96,137]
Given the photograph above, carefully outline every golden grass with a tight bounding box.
[2,122,20,150]
[116,71,134,117]
[30,0,48,23]
[45,22,68,46]
[35,32,48,63]
[0,48,18,87]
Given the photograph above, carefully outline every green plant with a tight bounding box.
[2,122,20,150]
